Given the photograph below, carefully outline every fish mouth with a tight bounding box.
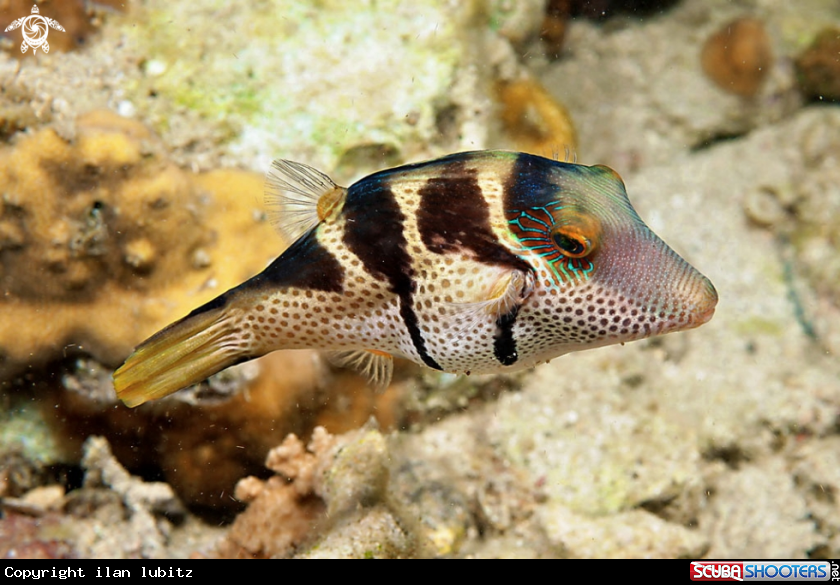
[692,304,716,327]
[687,280,719,328]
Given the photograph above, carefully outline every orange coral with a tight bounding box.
[0,110,284,379]
[701,18,773,98]
[495,77,577,158]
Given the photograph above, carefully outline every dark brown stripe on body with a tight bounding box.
[342,176,442,371]
[417,160,531,273]
[252,229,345,292]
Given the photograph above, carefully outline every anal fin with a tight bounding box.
[327,349,394,392]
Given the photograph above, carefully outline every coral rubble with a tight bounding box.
[217,425,412,559]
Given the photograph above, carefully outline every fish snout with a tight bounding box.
[643,244,719,336]
[685,275,718,328]
[592,227,719,342]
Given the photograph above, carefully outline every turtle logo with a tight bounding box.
[5,5,65,55]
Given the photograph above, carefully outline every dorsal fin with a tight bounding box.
[265,159,345,242]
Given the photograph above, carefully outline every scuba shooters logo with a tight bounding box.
[4,4,65,54]
[691,561,837,582]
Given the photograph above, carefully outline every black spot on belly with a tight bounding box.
[417,159,530,273]
[252,229,344,292]
[493,305,520,366]
[342,176,442,370]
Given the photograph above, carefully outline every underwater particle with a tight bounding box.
[495,78,577,157]
[795,28,840,103]
[142,59,167,77]
[701,17,773,98]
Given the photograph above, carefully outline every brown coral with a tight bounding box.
[795,28,840,103]
[0,110,284,380]
[701,17,773,98]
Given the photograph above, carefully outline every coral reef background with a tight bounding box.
[1,0,839,558]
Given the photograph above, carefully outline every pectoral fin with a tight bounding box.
[327,349,394,392]
[448,269,535,338]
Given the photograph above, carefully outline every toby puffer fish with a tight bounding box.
[113,151,718,407]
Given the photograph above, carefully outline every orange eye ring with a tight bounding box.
[550,225,595,258]
[551,229,589,257]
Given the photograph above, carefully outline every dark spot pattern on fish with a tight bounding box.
[493,305,520,366]
[253,229,344,292]
[417,159,531,273]
[113,150,719,408]
[343,177,443,370]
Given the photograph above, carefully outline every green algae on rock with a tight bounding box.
[125,0,471,173]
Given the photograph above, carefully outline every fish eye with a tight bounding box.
[551,227,591,258]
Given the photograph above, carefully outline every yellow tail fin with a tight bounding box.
[113,305,246,408]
